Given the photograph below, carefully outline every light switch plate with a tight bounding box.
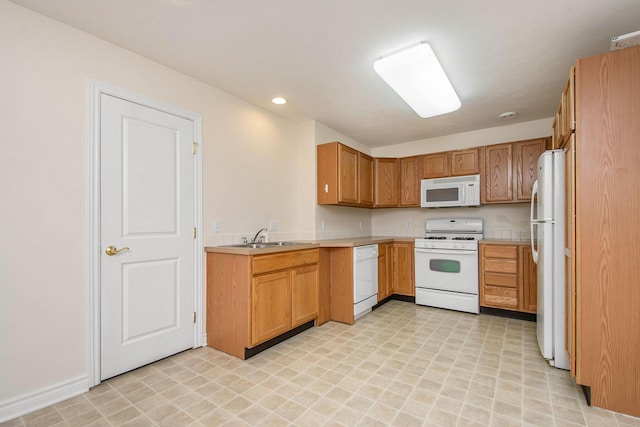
[213,220,221,232]
[269,220,277,231]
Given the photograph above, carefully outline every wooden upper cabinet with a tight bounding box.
[317,141,372,207]
[420,148,480,179]
[450,148,480,176]
[338,144,358,204]
[399,156,419,206]
[421,152,449,178]
[358,152,374,206]
[483,143,513,203]
[374,158,398,207]
[515,138,546,201]
[482,138,548,204]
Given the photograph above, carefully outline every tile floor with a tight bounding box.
[4,301,640,427]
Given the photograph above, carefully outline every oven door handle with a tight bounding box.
[415,248,477,255]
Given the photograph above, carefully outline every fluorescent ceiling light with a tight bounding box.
[374,42,461,118]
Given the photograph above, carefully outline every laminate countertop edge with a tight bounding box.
[205,236,417,255]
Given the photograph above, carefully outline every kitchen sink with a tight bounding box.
[221,241,305,249]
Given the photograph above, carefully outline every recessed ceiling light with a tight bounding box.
[373,41,461,118]
[498,111,517,120]
[271,97,287,105]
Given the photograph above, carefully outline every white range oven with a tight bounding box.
[415,218,483,314]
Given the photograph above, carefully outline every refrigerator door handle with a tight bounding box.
[530,180,539,264]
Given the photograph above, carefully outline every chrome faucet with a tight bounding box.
[252,227,268,243]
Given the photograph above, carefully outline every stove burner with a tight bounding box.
[426,236,446,240]
[452,237,476,241]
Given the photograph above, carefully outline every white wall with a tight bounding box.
[371,119,553,238]
[0,0,314,407]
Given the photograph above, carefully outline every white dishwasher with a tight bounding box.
[353,244,378,319]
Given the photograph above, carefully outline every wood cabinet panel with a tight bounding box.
[358,152,374,206]
[399,157,419,206]
[515,139,546,201]
[483,285,518,309]
[338,144,358,204]
[483,245,518,259]
[291,265,318,327]
[484,259,517,274]
[421,152,449,178]
[483,143,513,203]
[253,250,319,275]
[484,272,518,288]
[393,242,414,295]
[521,246,537,313]
[574,46,640,417]
[450,148,480,176]
[251,271,291,346]
[377,249,388,301]
[373,158,398,207]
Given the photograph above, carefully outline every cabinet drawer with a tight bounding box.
[484,272,517,288]
[253,249,319,275]
[483,285,518,309]
[484,258,518,274]
[483,245,518,259]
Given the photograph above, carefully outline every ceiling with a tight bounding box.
[10,0,640,147]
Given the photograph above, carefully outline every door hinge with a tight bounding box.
[192,142,197,155]
[193,312,196,323]
[193,227,197,238]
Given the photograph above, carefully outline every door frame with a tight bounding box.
[87,80,203,387]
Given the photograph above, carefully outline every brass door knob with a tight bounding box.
[105,246,129,256]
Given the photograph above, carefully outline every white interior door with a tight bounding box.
[100,94,195,380]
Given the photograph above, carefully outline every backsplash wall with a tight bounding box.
[372,204,531,240]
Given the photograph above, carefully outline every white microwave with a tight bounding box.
[420,174,481,208]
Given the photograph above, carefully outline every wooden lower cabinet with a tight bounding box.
[479,242,536,313]
[251,271,291,346]
[393,242,414,296]
[377,243,394,301]
[206,249,319,359]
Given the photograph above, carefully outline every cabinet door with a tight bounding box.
[450,148,480,176]
[483,143,513,203]
[421,152,449,178]
[374,158,398,207]
[338,144,358,204]
[399,157,419,206]
[521,246,537,313]
[393,242,414,295]
[358,152,374,206]
[377,250,387,301]
[515,139,546,202]
[291,265,318,327]
[251,271,291,346]
[386,243,394,296]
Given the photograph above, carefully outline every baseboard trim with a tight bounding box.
[480,306,537,322]
[0,375,88,423]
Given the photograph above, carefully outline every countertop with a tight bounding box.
[479,238,532,245]
[204,236,417,255]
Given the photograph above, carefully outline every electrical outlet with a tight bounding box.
[406,221,412,228]
[359,221,362,229]
[213,220,221,232]
[321,220,326,230]
[269,220,277,231]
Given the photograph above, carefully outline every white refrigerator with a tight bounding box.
[530,150,569,370]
